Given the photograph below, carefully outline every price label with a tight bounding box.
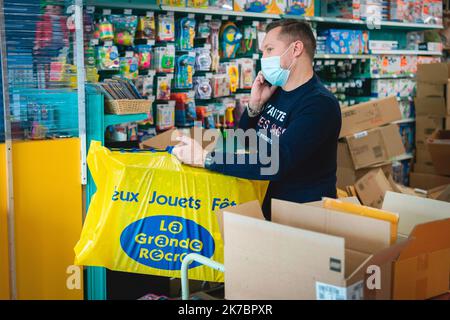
[124,9,132,15]
[252,21,259,27]
[236,16,243,21]
[147,40,155,46]
[86,6,95,14]
[91,39,99,46]
[146,11,154,17]
[205,15,212,21]
[126,51,134,58]
[104,40,113,46]
[188,13,195,19]
[266,19,273,24]
[103,9,111,15]
[252,53,260,59]
[222,15,229,21]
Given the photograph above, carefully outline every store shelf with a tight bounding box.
[285,15,443,30]
[370,49,442,56]
[367,74,416,79]
[315,53,371,59]
[393,118,415,124]
[86,1,160,11]
[391,153,414,161]
[160,6,280,19]
[104,113,148,129]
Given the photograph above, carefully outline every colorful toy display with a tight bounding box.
[157,13,175,42]
[187,0,209,8]
[109,15,138,46]
[158,0,185,6]
[220,62,239,93]
[220,22,243,59]
[96,44,120,70]
[135,45,152,70]
[136,14,156,40]
[321,29,368,55]
[211,74,231,98]
[197,22,211,39]
[194,76,212,100]
[134,72,155,98]
[175,53,196,89]
[209,0,233,10]
[177,17,196,51]
[286,0,314,16]
[370,55,402,76]
[120,55,139,80]
[237,58,255,89]
[156,75,173,100]
[156,101,176,131]
[171,92,197,127]
[153,45,175,73]
[234,0,286,14]
[195,46,212,71]
[239,25,257,55]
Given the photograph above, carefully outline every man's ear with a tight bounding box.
[294,41,304,58]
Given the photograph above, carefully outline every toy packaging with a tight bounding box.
[171,91,197,127]
[211,74,231,98]
[197,22,211,39]
[135,45,153,70]
[390,0,421,23]
[177,17,196,51]
[220,22,243,59]
[422,0,443,25]
[399,123,415,154]
[237,58,255,89]
[234,0,286,14]
[239,25,257,55]
[220,62,239,93]
[98,18,114,41]
[109,15,138,46]
[195,46,212,71]
[134,71,155,97]
[322,29,368,55]
[286,0,315,16]
[158,0,185,6]
[154,45,175,73]
[187,0,209,8]
[157,13,175,42]
[156,75,173,100]
[209,0,233,10]
[136,14,156,40]
[194,76,212,100]
[175,53,196,89]
[137,123,157,142]
[156,101,176,131]
[96,44,120,70]
[398,99,414,119]
[120,55,139,80]
[370,55,401,76]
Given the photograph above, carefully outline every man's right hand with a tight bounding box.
[249,71,278,112]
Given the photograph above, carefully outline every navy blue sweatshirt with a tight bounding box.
[205,74,341,220]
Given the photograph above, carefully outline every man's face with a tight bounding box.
[261,26,302,69]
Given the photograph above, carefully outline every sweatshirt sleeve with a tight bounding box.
[206,94,341,181]
[238,107,259,130]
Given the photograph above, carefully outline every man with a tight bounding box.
[173,19,341,220]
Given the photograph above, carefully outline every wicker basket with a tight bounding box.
[105,99,152,115]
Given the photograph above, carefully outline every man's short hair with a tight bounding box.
[266,19,316,59]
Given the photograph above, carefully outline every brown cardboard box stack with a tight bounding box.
[337,96,408,205]
[414,63,450,179]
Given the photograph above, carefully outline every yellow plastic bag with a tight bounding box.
[74,141,268,282]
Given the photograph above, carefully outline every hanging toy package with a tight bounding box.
[220,22,243,59]
[136,12,156,40]
[156,101,176,131]
[239,25,257,55]
[120,52,139,80]
[158,0,185,6]
[99,18,114,41]
[194,76,212,100]
[135,44,153,70]
[208,20,221,72]
[237,58,255,89]
[110,15,138,46]
[156,75,173,101]
[96,44,120,71]
[194,46,212,72]
[157,13,175,42]
[186,0,208,8]
[154,45,175,73]
[220,61,239,93]
[171,91,197,127]
[176,17,196,51]
[175,53,195,89]
[209,0,233,10]
[196,22,210,40]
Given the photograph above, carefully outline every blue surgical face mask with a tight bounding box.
[261,43,295,87]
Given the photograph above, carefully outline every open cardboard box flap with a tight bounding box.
[222,198,404,299]
[139,127,221,152]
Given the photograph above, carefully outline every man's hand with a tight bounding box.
[172,135,208,168]
[249,71,278,112]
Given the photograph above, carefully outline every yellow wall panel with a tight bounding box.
[0,138,84,300]
[0,143,10,299]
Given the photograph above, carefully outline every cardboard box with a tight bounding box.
[382,192,450,300]
[345,124,405,170]
[413,162,439,175]
[446,117,450,130]
[417,62,450,84]
[446,80,450,114]
[140,127,220,152]
[337,142,392,189]
[339,96,402,138]
[410,172,450,190]
[414,97,447,116]
[415,115,445,146]
[223,198,407,300]
[415,145,433,166]
[355,168,394,209]
[426,130,450,176]
[416,81,445,98]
